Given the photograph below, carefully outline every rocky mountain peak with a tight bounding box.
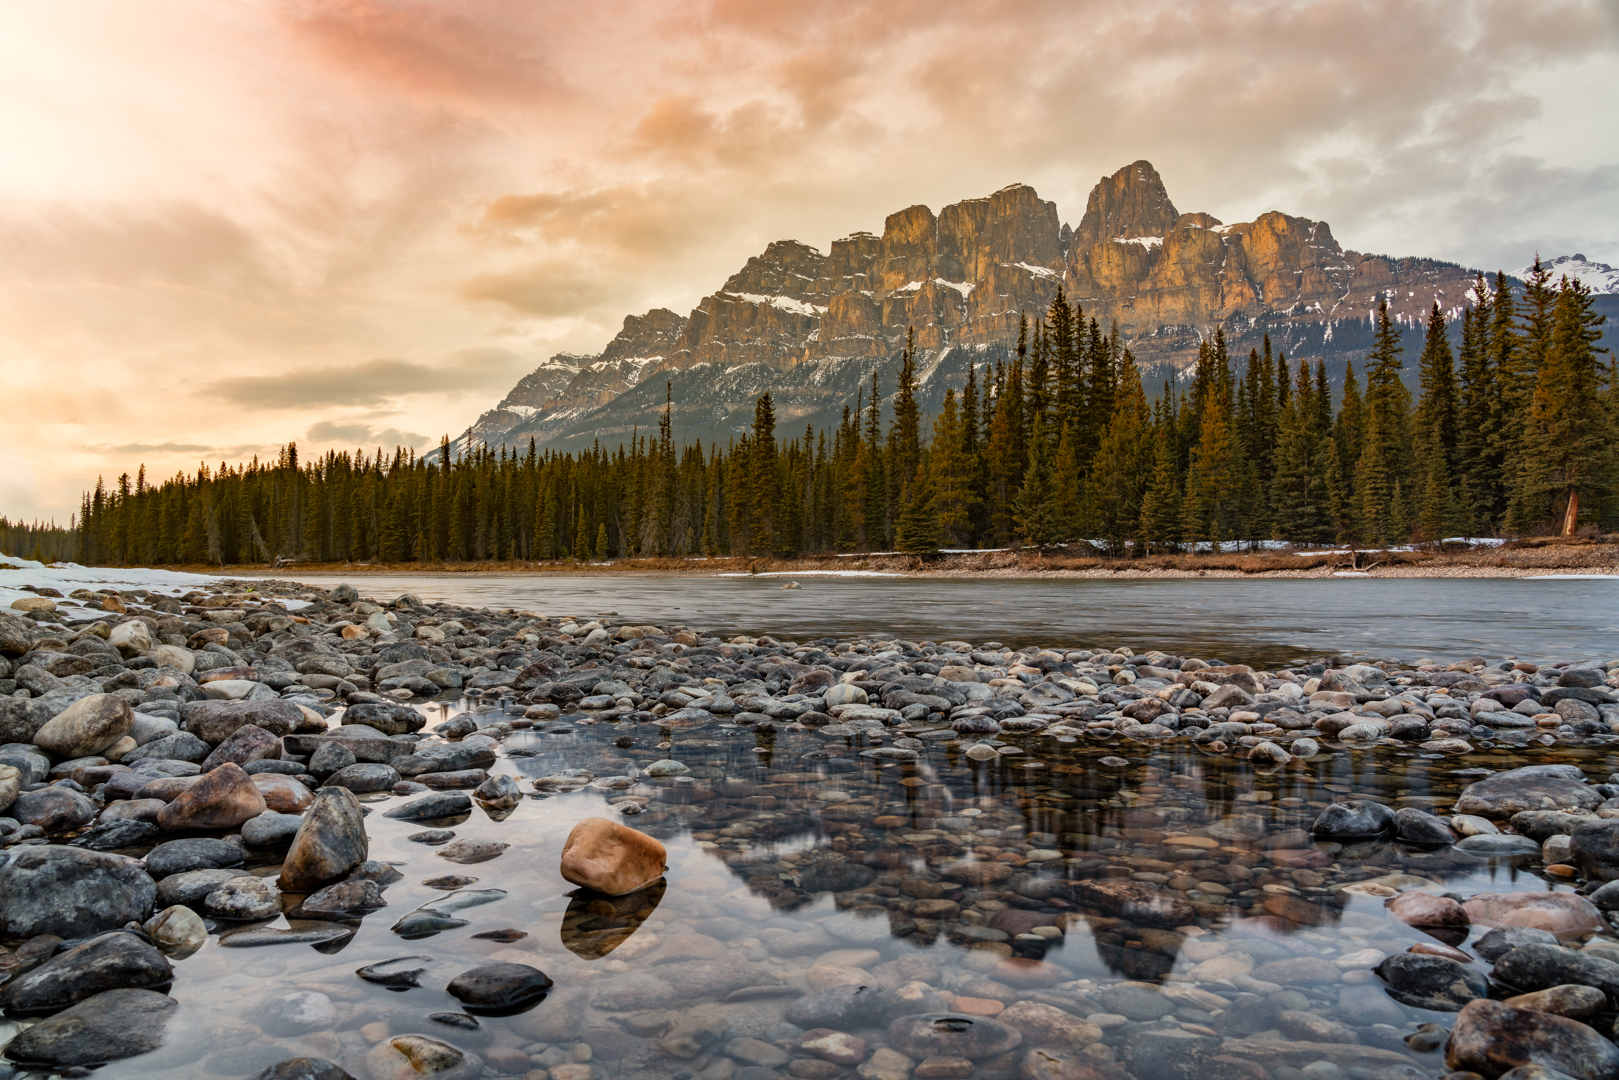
[466,159,1496,457]
[1520,253,1619,295]
[1074,160,1179,251]
[600,308,687,364]
[722,240,830,301]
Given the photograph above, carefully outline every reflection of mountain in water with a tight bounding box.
[508,701,1526,988]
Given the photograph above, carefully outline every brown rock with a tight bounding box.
[279,786,368,892]
[798,1029,867,1065]
[1503,984,1607,1020]
[560,816,667,896]
[1018,1046,1131,1080]
[1445,998,1619,1080]
[990,959,1064,989]
[155,763,266,831]
[939,861,1016,886]
[199,724,281,771]
[1261,894,1334,926]
[1387,891,1469,929]
[252,773,315,814]
[33,694,133,759]
[914,1057,974,1080]
[1461,892,1604,936]
[998,1002,1103,1050]
[1069,880,1194,926]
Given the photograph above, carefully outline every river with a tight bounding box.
[235,572,1619,668]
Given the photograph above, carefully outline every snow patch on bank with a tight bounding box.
[0,555,222,619]
[719,570,905,578]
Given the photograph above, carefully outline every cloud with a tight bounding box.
[99,442,215,455]
[208,354,523,408]
[274,0,568,114]
[1,0,1617,522]
[305,418,429,450]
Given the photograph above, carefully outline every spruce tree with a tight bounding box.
[930,390,980,547]
[1527,278,1612,533]
[862,371,887,548]
[750,394,778,554]
[894,464,940,554]
[1355,301,1412,545]
[1138,435,1182,554]
[1012,416,1059,547]
[1087,352,1149,554]
[1271,361,1328,544]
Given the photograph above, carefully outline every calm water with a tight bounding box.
[55,695,1619,1080]
[237,572,1619,668]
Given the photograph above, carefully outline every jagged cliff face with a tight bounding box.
[466,160,1481,451]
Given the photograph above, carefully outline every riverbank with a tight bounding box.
[121,536,1619,581]
[2,576,1619,1079]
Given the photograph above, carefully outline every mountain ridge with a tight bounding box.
[459,161,1557,457]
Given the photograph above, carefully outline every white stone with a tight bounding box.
[108,620,153,657]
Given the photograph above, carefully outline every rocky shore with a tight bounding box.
[1,579,1618,1080]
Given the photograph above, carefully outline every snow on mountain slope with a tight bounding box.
[1520,254,1619,294]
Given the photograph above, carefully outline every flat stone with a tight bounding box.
[0,988,176,1067]
[1374,953,1488,1011]
[0,931,172,1014]
[145,837,243,877]
[1463,893,1605,936]
[1454,765,1603,819]
[888,1014,1023,1061]
[0,845,155,939]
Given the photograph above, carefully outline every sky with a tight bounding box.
[2,0,1617,523]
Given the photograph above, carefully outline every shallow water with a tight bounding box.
[234,573,1619,669]
[59,693,1619,1080]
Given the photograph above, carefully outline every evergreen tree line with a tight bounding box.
[70,262,1613,566]
[0,518,80,565]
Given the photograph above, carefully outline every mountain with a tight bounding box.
[454,161,1500,456]
[1519,253,1619,295]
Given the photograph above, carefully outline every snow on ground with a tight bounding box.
[1526,574,1619,581]
[0,554,221,621]
[718,569,906,579]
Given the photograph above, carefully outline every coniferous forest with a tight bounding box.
[66,264,1614,567]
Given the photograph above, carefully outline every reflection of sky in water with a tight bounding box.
[238,572,1619,668]
[84,692,1617,1079]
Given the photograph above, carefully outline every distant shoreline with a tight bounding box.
[143,537,1618,581]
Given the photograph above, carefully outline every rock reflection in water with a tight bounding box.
[560,881,667,960]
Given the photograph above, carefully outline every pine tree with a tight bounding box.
[1527,278,1612,533]
[1181,346,1236,548]
[749,393,778,554]
[930,390,980,547]
[1087,351,1149,554]
[894,465,940,554]
[862,371,886,548]
[1012,416,1060,547]
[1454,282,1496,534]
[1272,361,1329,544]
[888,327,922,512]
[1138,435,1182,554]
[1355,301,1412,545]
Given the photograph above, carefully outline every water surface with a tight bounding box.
[237,573,1619,668]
